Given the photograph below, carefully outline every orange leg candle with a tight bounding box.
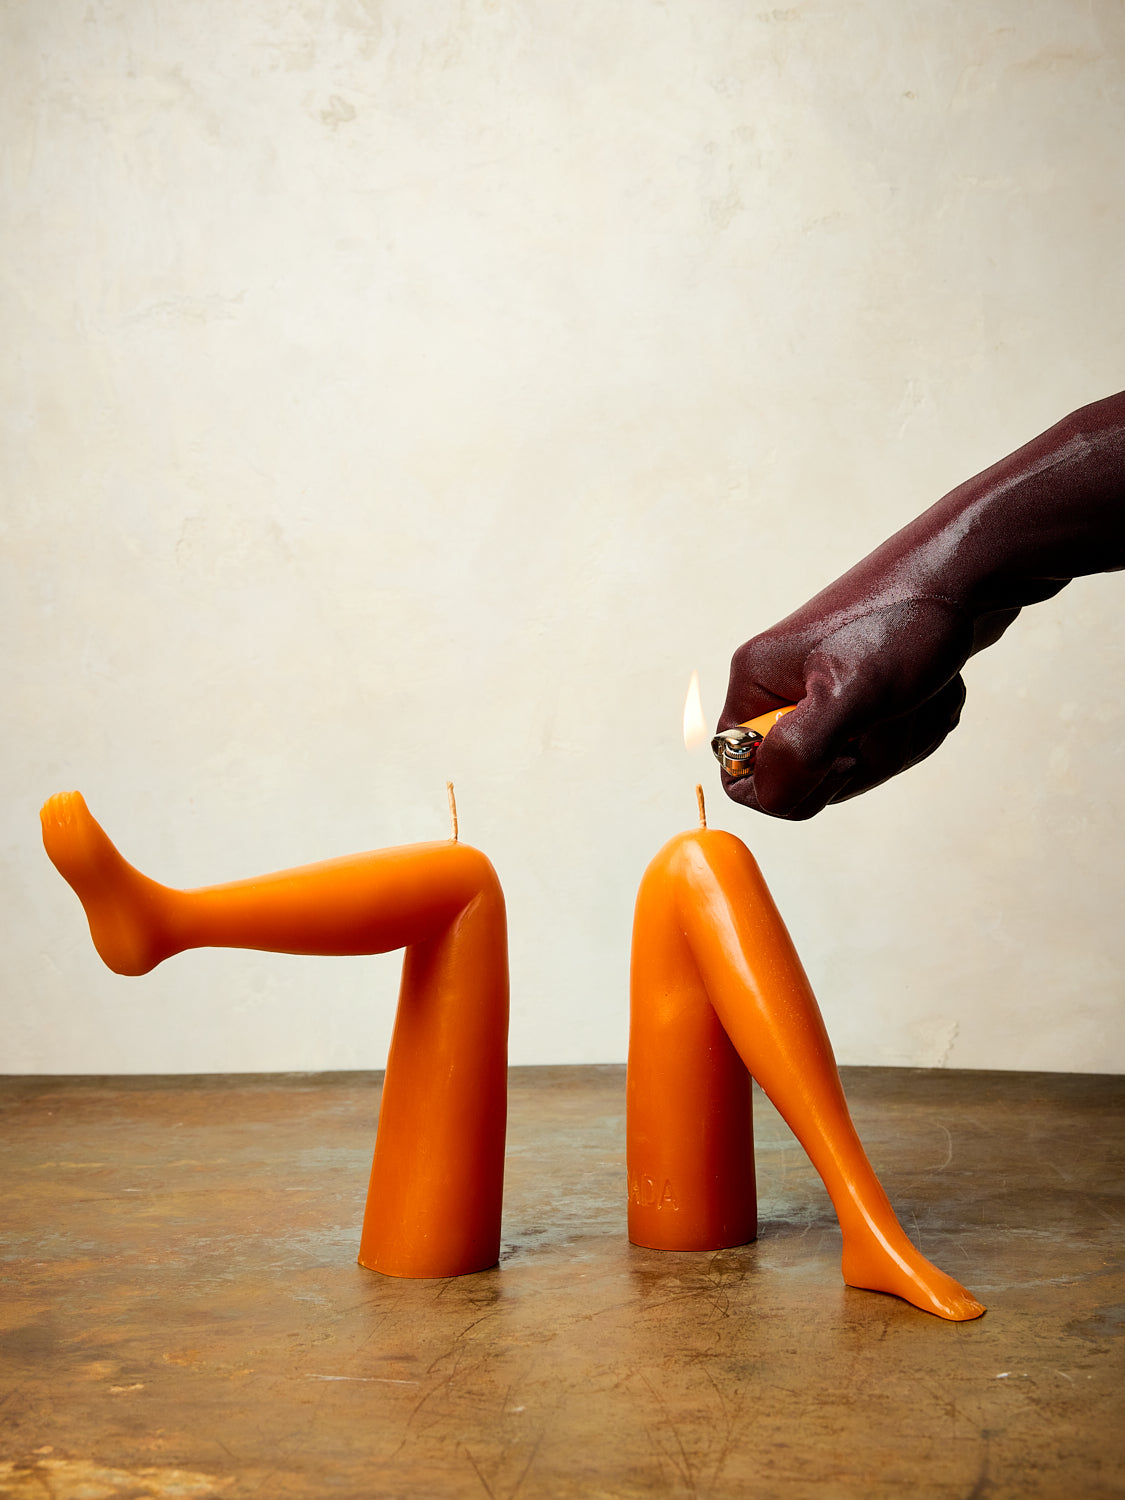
[627,790,985,1321]
[40,790,508,1280]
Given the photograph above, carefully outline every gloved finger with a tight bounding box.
[721,749,859,820]
[744,664,873,817]
[825,675,967,805]
[717,634,807,734]
[748,674,966,819]
[728,661,965,819]
[746,599,973,814]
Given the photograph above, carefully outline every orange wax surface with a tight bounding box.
[351,841,509,1281]
[39,793,508,1281]
[627,825,985,1321]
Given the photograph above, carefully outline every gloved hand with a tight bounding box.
[719,392,1125,820]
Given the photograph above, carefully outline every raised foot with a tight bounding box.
[40,791,170,976]
[842,1230,986,1322]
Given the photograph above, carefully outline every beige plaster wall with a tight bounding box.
[3,0,1123,1073]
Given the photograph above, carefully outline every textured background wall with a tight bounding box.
[3,0,1123,1074]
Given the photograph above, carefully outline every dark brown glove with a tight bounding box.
[719,392,1125,820]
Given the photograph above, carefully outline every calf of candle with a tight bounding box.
[39,785,508,1280]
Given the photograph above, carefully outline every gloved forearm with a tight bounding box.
[865,391,1125,606]
[719,392,1125,820]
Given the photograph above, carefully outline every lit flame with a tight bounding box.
[683,670,707,751]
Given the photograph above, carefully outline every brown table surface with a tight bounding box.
[1,1065,1122,1499]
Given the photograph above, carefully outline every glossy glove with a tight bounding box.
[719,392,1125,819]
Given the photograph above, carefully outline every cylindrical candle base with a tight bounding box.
[357,845,508,1280]
[627,849,756,1252]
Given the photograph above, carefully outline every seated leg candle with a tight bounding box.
[40,790,509,1280]
[627,795,984,1322]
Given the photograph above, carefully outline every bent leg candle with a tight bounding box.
[627,798,984,1322]
[40,790,509,1280]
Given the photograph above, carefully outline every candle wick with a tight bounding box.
[446,781,459,842]
[695,783,707,829]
